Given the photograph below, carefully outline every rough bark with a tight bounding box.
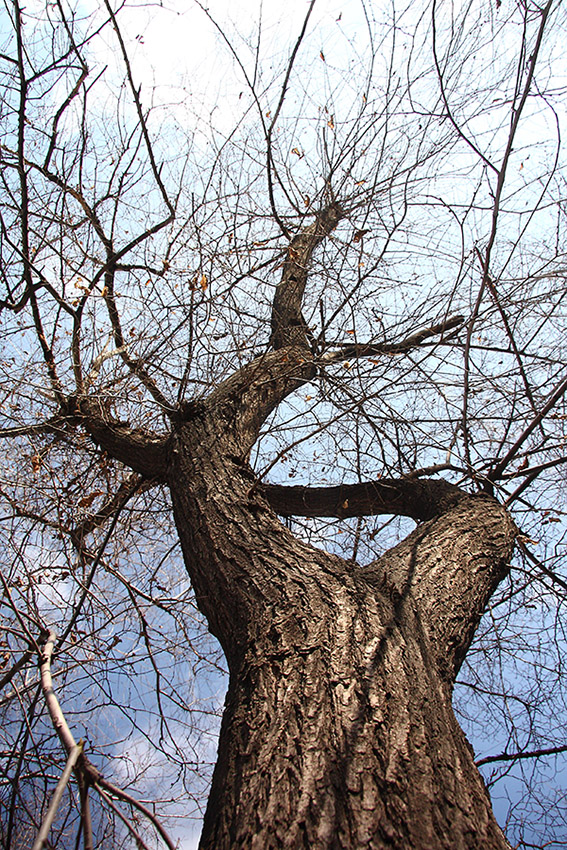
[75,207,517,849]
[78,384,516,847]
[160,407,515,850]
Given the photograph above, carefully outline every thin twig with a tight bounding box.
[94,778,177,850]
[95,785,153,850]
[32,743,84,850]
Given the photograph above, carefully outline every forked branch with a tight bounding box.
[36,631,176,850]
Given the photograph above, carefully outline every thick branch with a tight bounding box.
[271,203,343,349]
[365,494,516,681]
[204,349,316,456]
[260,477,465,521]
[79,398,168,478]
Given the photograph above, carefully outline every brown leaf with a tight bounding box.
[78,490,104,509]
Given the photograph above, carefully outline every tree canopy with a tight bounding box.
[1,0,567,847]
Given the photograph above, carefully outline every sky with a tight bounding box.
[5,0,567,846]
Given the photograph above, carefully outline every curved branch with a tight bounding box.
[94,779,176,850]
[366,493,515,682]
[270,202,344,349]
[79,398,168,478]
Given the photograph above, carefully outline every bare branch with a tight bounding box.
[94,780,177,850]
[271,201,344,349]
[260,476,465,521]
[477,743,567,768]
[32,743,84,850]
[320,315,464,365]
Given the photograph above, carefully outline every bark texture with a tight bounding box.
[77,207,517,848]
[162,409,515,850]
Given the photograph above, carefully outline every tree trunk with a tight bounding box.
[166,416,515,850]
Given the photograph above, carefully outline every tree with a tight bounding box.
[1,0,567,847]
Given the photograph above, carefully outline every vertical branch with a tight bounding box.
[13,0,65,407]
[457,1,553,474]
[32,743,84,850]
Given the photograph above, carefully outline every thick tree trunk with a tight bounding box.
[166,417,515,850]
[78,194,516,846]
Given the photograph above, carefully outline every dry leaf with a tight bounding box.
[78,490,104,509]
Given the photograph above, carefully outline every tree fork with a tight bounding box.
[165,417,514,849]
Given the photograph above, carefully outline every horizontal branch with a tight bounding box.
[0,416,69,440]
[320,315,464,365]
[476,743,567,768]
[79,398,168,479]
[260,476,465,522]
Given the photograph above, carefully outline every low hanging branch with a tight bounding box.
[35,631,176,850]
